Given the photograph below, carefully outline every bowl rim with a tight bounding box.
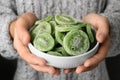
[28,42,99,59]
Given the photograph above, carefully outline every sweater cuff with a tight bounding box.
[0,15,18,59]
[100,13,120,57]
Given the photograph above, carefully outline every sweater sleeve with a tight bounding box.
[100,0,120,57]
[0,0,18,59]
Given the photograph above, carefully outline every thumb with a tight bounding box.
[83,19,109,43]
[20,28,30,46]
[83,18,109,43]
[82,13,109,43]
[96,25,109,43]
[15,26,30,46]
[96,24,109,43]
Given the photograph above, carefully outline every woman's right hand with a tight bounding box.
[9,13,60,75]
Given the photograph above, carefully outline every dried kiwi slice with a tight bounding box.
[35,21,51,33]
[49,21,57,36]
[55,31,65,45]
[47,51,62,56]
[55,14,77,25]
[63,30,90,56]
[33,32,55,51]
[35,16,53,25]
[55,24,78,32]
[30,21,52,41]
[54,47,69,56]
[86,24,94,43]
[55,23,86,32]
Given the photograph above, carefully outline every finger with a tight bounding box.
[64,68,75,74]
[76,64,98,74]
[53,68,60,75]
[84,36,110,67]
[29,64,60,75]
[20,29,30,46]
[14,37,46,66]
[29,64,54,74]
[76,65,86,74]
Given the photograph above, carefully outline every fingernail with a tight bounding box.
[84,64,89,68]
[76,70,82,74]
[49,67,56,75]
[65,70,70,74]
[76,69,82,74]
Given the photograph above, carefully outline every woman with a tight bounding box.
[0,0,120,80]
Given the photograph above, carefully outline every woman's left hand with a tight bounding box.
[64,13,110,74]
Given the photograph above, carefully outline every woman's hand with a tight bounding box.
[9,13,60,75]
[64,13,110,74]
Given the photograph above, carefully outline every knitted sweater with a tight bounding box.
[0,0,120,80]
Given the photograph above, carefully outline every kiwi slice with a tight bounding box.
[33,32,55,51]
[63,30,90,56]
[30,21,52,41]
[54,47,69,56]
[55,31,66,45]
[55,22,87,32]
[49,21,57,36]
[35,16,53,25]
[86,24,94,43]
[55,14,77,25]
[47,51,63,56]
[55,24,78,32]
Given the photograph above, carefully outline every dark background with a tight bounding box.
[0,55,120,80]
[0,55,17,80]
[106,55,120,80]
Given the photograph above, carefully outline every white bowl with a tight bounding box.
[28,42,99,68]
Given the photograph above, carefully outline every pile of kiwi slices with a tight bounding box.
[30,14,97,56]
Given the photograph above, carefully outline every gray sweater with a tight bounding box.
[0,0,120,80]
